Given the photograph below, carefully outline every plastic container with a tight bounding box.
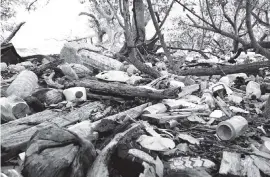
[259,141,270,154]
[63,87,87,101]
[246,81,261,99]
[216,116,248,141]
[6,70,38,98]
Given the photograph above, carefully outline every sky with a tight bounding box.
[12,0,95,55]
[11,0,185,56]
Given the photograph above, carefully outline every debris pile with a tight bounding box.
[1,42,270,177]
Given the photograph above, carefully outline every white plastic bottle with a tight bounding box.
[63,87,87,101]
[246,81,261,99]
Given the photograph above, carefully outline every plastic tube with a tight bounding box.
[216,116,248,141]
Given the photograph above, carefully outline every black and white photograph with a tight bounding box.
[1,0,270,176]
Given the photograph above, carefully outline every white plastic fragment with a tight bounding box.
[137,135,175,151]
[229,106,249,114]
[177,133,200,145]
[209,110,225,118]
[143,103,167,114]
[0,62,8,71]
[95,70,130,83]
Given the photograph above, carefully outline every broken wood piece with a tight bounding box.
[251,155,270,176]
[60,42,122,71]
[1,101,103,161]
[128,149,164,177]
[44,71,64,89]
[59,63,79,80]
[74,79,179,99]
[6,70,38,99]
[219,151,242,176]
[87,91,125,103]
[177,133,200,145]
[0,95,29,121]
[241,156,261,177]
[178,84,200,98]
[140,162,156,177]
[32,59,64,76]
[141,112,191,124]
[143,103,167,114]
[78,47,123,70]
[87,123,142,177]
[214,96,233,117]
[91,103,150,132]
[162,99,199,109]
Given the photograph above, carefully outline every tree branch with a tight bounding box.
[1,22,25,46]
[246,0,270,59]
[106,0,124,28]
[205,0,217,28]
[251,12,270,27]
[146,0,173,66]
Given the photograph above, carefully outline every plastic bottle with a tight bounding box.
[246,81,261,99]
[216,116,248,141]
[6,70,38,98]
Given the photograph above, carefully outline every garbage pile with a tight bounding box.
[1,42,270,177]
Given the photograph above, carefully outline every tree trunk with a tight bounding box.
[122,0,161,78]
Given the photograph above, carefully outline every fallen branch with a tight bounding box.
[177,60,270,76]
[73,79,179,99]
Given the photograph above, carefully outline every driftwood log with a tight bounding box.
[0,95,29,123]
[73,79,179,99]
[91,103,150,132]
[177,60,270,76]
[1,101,104,162]
[263,94,270,119]
[87,123,142,177]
